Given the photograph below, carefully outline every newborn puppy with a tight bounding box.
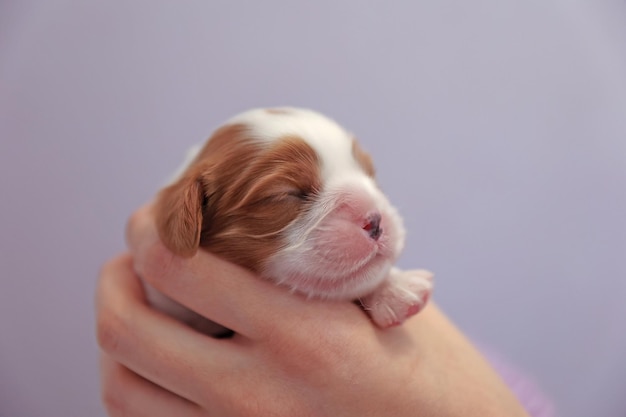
[149,107,433,330]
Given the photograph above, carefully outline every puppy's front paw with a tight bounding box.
[361,268,433,328]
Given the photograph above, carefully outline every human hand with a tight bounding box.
[96,204,529,417]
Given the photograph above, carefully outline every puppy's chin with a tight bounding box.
[262,224,401,300]
[263,252,395,300]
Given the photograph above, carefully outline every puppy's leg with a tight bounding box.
[361,268,433,328]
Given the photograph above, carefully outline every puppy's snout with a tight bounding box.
[363,212,382,241]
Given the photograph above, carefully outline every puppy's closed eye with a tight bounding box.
[288,189,314,201]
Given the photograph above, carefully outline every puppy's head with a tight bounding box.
[155,108,405,299]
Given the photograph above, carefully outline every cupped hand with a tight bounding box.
[95,204,529,417]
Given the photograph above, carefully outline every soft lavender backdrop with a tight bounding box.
[1,1,625,416]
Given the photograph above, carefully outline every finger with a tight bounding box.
[126,203,365,339]
[100,353,204,417]
[96,254,245,405]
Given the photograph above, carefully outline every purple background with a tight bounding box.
[1,1,625,416]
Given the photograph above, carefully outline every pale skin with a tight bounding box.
[96,204,530,417]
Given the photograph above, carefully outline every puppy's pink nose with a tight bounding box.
[363,213,382,240]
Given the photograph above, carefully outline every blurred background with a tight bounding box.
[1,1,625,416]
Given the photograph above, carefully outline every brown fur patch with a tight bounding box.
[352,138,376,177]
[155,124,321,273]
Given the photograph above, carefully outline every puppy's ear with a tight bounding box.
[154,173,205,258]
